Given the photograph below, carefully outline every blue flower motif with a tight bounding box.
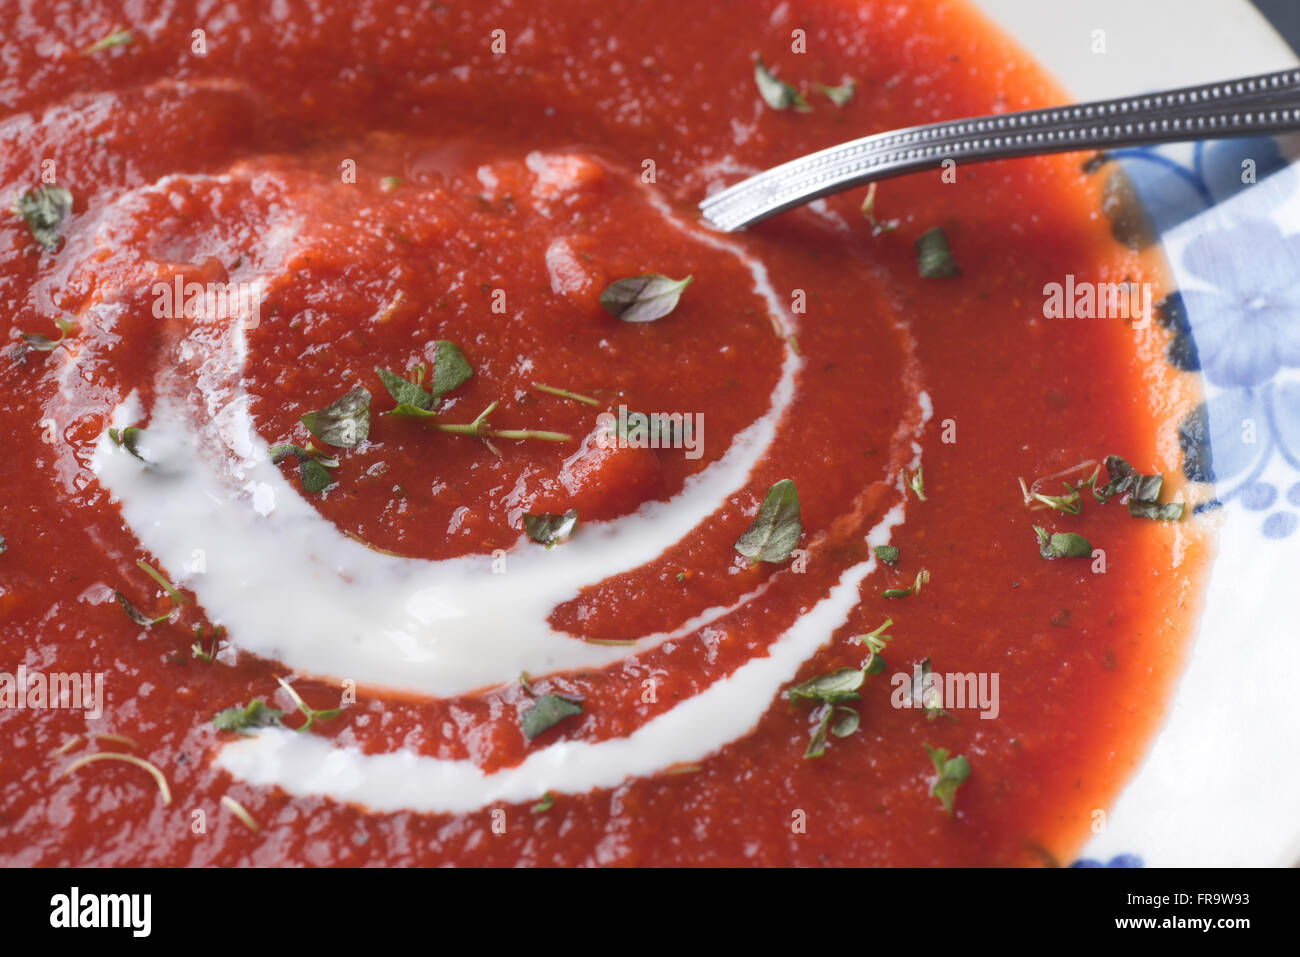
[1176,221,1300,388]
[1114,136,1300,540]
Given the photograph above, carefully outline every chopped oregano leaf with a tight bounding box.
[916,227,961,278]
[913,656,954,721]
[854,618,893,673]
[883,568,930,599]
[301,386,370,447]
[114,591,169,626]
[734,478,801,564]
[115,558,187,626]
[791,667,867,759]
[430,340,474,398]
[17,185,73,251]
[376,366,436,414]
[817,79,856,107]
[269,443,337,494]
[532,382,599,406]
[607,409,685,443]
[754,54,810,112]
[788,667,865,705]
[20,316,75,351]
[213,699,284,734]
[599,273,693,323]
[830,707,860,737]
[1018,476,1083,515]
[1096,455,1138,500]
[1129,472,1165,506]
[83,28,133,55]
[136,558,189,607]
[925,743,970,815]
[433,400,573,449]
[532,792,555,813]
[904,464,927,501]
[860,183,898,233]
[191,624,224,662]
[523,509,578,547]
[1097,456,1185,521]
[380,176,403,191]
[1033,525,1092,560]
[276,676,342,732]
[806,707,833,758]
[1129,500,1185,521]
[108,425,146,461]
[521,693,583,740]
[873,544,900,566]
[298,458,333,492]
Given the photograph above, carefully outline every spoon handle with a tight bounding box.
[699,67,1300,231]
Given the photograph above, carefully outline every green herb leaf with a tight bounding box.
[1098,456,1184,521]
[817,80,856,107]
[376,366,436,413]
[599,273,693,323]
[904,464,927,501]
[1096,455,1138,500]
[430,340,474,398]
[754,54,811,112]
[1033,525,1093,560]
[191,624,224,662]
[883,568,930,599]
[805,704,861,758]
[873,544,900,565]
[114,591,169,626]
[1018,477,1083,515]
[301,386,371,448]
[830,707,860,737]
[21,316,75,351]
[299,458,334,493]
[213,699,285,733]
[532,382,600,407]
[860,183,898,234]
[925,743,971,815]
[523,509,578,547]
[276,676,342,732]
[788,667,865,705]
[806,707,833,758]
[270,443,337,493]
[82,28,133,55]
[916,227,961,278]
[521,693,583,740]
[913,656,953,721]
[1129,500,1185,521]
[108,425,146,461]
[735,478,801,564]
[852,621,894,657]
[532,792,555,813]
[17,186,74,251]
[136,558,189,607]
[380,176,403,191]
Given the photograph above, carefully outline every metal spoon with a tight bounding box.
[699,67,1300,232]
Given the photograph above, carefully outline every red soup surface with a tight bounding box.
[0,0,1208,866]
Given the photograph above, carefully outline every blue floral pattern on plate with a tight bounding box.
[1113,138,1300,539]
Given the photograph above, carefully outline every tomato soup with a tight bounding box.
[0,0,1207,866]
